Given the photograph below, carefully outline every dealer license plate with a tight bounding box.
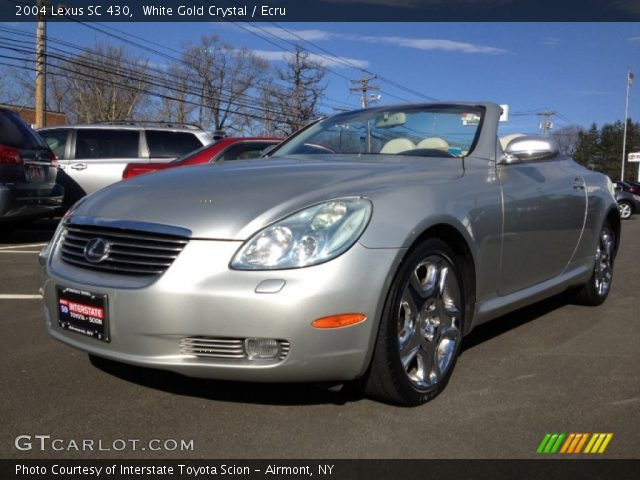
[57,287,109,342]
[26,164,45,182]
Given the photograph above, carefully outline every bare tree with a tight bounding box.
[551,124,584,157]
[1,64,34,107]
[50,44,150,122]
[153,63,197,124]
[46,60,72,113]
[237,78,284,136]
[180,35,268,134]
[272,46,326,136]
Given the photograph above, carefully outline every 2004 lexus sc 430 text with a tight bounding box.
[39,102,620,406]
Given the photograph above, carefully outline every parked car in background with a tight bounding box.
[614,182,640,219]
[38,122,212,207]
[621,180,640,191]
[0,108,63,225]
[41,102,619,406]
[122,137,282,180]
[614,180,639,194]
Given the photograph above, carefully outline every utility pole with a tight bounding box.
[536,110,555,137]
[621,69,633,182]
[350,73,379,108]
[34,0,47,128]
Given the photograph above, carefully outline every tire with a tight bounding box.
[575,222,615,306]
[363,238,465,406]
[618,201,633,220]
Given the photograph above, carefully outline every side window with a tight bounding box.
[76,130,139,159]
[40,129,69,159]
[216,143,274,162]
[146,131,203,158]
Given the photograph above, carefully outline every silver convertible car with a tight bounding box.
[40,103,620,406]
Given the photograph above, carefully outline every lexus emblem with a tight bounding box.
[84,238,110,264]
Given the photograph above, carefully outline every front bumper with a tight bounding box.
[43,239,404,382]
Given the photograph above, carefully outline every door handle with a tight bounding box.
[70,163,87,171]
[572,179,585,190]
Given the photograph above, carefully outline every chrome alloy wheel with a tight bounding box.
[618,202,632,220]
[396,255,462,389]
[593,227,614,297]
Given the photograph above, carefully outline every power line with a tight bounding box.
[0,28,340,122]
[227,19,418,105]
[350,73,380,108]
[7,0,432,106]
[0,53,292,124]
[210,0,435,101]
[65,19,356,112]
[0,21,354,114]
[0,45,313,124]
[536,109,556,137]
[260,21,438,102]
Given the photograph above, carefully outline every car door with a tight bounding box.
[66,129,141,196]
[497,158,586,295]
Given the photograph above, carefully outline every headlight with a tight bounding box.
[38,214,68,267]
[231,198,372,270]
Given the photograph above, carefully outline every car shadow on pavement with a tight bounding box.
[461,291,574,353]
[88,354,364,406]
[0,218,58,244]
[88,291,576,406]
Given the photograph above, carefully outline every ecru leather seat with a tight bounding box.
[380,138,416,154]
[417,137,450,152]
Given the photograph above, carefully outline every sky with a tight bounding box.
[4,21,640,135]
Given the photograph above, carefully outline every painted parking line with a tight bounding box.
[0,251,41,254]
[0,294,42,299]
[0,243,48,250]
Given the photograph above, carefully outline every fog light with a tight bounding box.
[245,338,280,360]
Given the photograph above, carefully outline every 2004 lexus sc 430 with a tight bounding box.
[40,103,619,406]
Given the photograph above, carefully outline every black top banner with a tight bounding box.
[3,0,640,22]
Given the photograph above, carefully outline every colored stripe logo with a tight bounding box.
[537,433,613,454]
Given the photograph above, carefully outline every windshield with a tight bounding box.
[0,111,49,150]
[170,141,216,163]
[272,105,484,159]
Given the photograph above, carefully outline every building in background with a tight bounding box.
[0,103,66,128]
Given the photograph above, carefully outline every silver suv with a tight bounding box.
[38,122,212,207]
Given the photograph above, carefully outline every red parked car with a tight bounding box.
[122,137,282,180]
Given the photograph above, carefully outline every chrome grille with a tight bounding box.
[180,336,290,361]
[60,224,188,276]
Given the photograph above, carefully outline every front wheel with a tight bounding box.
[575,222,615,306]
[618,201,633,220]
[363,238,465,406]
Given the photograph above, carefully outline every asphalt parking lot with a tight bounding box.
[1,218,638,459]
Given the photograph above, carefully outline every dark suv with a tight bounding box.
[0,108,63,224]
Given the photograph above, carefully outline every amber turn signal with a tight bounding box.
[311,313,366,329]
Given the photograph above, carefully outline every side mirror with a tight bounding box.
[500,136,559,164]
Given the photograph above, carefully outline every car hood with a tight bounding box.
[72,156,463,240]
